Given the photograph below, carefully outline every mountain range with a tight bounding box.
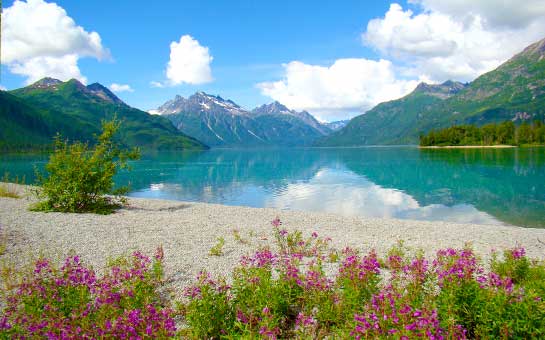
[151,93,333,147]
[317,37,545,146]
[2,37,545,150]
[0,78,207,151]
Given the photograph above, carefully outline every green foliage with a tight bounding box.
[436,247,545,338]
[209,237,225,256]
[181,225,545,339]
[0,226,7,256]
[0,249,176,338]
[32,119,140,214]
[231,229,249,244]
[1,79,207,151]
[420,120,545,146]
[0,91,78,152]
[0,173,24,199]
[2,224,545,339]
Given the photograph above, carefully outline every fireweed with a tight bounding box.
[0,247,176,338]
[182,219,545,339]
[2,222,544,339]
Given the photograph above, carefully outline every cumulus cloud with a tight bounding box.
[364,3,545,82]
[267,168,500,225]
[1,0,108,84]
[259,2,545,118]
[410,0,545,29]
[9,55,88,84]
[161,35,213,86]
[257,58,419,120]
[109,83,134,93]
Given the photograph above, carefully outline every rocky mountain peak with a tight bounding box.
[251,101,330,135]
[518,36,545,58]
[253,101,292,115]
[325,120,349,131]
[24,78,124,105]
[29,77,63,90]
[414,80,467,99]
[154,92,246,116]
[87,83,124,104]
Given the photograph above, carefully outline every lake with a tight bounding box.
[1,147,544,228]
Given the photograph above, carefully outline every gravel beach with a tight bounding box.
[1,184,545,292]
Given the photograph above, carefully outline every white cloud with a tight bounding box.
[0,85,6,91]
[1,0,108,84]
[9,54,88,84]
[150,81,165,88]
[364,3,545,82]
[410,0,545,29]
[109,83,134,93]
[163,35,213,86]
[258,2,545,118]
[257,58,420,120]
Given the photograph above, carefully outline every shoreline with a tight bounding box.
[419,145,517,149]
[1,184,545,291]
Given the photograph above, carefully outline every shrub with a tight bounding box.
[33,119,140,214]
[181,219,545,339]
[2,221,544,339]
[0,247,176,338]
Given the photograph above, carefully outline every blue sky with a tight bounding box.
[2,0,545,121]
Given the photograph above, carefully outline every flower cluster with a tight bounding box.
[181,219,545,339]
[0,249,176,338]
[3,219,544,339]
[434,247,483,287]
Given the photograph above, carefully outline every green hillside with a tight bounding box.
[1,78,207,151]
[315,90,448,146]
[0,90,88,151]
[317,37,545,146]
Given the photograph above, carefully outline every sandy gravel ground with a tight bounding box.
[1,184,545,293]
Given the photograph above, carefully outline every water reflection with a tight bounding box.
[266,168,500,225]
[1,147,544,227]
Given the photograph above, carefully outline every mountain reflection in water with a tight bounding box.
[1,147,544,227]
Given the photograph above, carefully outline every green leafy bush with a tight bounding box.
[2,221,544,338]
[180,220,545,339]
[33,119,140,214]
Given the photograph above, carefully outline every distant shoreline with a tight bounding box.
[419,145,517,149]
[2,183,545,292]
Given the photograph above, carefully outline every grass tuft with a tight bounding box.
[0,173,24,199]
[209,237,225,256]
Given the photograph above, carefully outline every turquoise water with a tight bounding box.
[1,147,544,228]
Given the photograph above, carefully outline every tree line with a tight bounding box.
[419,120,545,146]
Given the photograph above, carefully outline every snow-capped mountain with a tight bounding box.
[251,101,331,135]
[325,120,349,131]
[152,92,332,147]
[153,92,246,116]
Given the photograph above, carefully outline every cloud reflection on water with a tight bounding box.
[265,168,501,225]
